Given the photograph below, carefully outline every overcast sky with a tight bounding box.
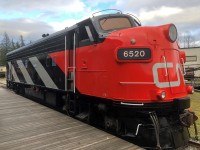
[0,0,200,45]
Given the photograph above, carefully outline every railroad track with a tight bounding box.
[188,139,200,149]
[194,89,200,92]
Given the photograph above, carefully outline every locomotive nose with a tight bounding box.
[110,25,188,102]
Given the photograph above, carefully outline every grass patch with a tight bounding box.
[188,92,200,139]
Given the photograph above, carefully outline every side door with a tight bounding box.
[75,22,98,95]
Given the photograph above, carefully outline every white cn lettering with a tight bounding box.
[152,63,181,88]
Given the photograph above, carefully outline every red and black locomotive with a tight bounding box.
[6,10,198,149]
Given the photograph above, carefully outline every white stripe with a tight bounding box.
[8,61,20,82]
[29,57,58,89]
[16,60,34,84]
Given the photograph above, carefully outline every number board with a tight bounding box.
[117,48,151,60]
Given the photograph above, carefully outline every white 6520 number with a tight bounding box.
[123,50,145,58]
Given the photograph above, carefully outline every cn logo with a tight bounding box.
[152,63,182,88]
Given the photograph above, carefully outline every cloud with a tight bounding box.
[115,0,199,12]
[49,19,80,31]
[0,0,199,45]
[137,5,200,39]
[0,0,86,13]
[0,0,87,24]
[0,0,88,42]
[0,18,55,42]
[138,6,183,22]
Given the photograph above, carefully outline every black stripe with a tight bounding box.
[25,57,45,87]
[12,61,26,83]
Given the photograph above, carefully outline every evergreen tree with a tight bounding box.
[0,32,11,65]
[11,39,16,51]
[19,35,25,47]
[15,41,21,49]
[0,32,30,65]
[1,32,11,53]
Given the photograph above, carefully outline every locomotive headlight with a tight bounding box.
[168,24,177,42]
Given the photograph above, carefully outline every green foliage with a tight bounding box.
[0,32,26,65]
[188,92,200,139]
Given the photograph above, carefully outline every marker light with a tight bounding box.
[157,90,166,100]
[186,86,194,94]
[168,24,177,42]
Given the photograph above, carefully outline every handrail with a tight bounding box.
[162,56,168,76]
[181,58,186,75]
[92,9,122,17]
[73,33,76,93]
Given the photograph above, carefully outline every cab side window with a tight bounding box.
[78,22,96,47]
[79,26,89,42]
[46,56,51,67]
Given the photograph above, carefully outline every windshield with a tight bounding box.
[99,17,132,31]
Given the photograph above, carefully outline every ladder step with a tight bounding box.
[122,133,136,138]
[68,99,76,115]
[66,71,74,91]
[67,90,74,92]
[67,79,73,81]
[76,112,89,120]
